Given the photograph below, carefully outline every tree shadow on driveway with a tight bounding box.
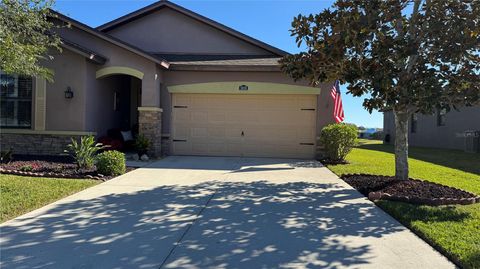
[1,180,409,269]
[162,181,405,269]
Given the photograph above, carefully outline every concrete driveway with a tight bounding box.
[0,156,454,269]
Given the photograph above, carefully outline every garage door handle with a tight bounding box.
[241,131,244,137]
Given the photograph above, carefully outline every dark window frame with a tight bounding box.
[0,72,34,129]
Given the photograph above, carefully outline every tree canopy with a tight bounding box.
[281,0,480,115]
[0,0,61,81]
[281,0,480,180]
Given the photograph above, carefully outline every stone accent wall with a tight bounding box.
[161,136,171,156]
[138,108,162,157]
[0,133,82,155]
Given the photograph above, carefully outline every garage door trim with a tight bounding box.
[168,81,321,95]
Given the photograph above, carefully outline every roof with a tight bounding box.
[50,10,170,68]
[169,57,281,67]
[96,0,288,57]
[61,38,107,65]
[154,54,279,62]
[151,53,281,71]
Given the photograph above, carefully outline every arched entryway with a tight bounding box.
[94,67,143,152]
[96,66,144,80]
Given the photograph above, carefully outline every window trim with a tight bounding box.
[34,77,46,131]
[0,72,34,129]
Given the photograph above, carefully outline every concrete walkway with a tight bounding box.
[0,156,454,269]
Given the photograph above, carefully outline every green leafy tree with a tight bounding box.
[0,0,61,81]
[281,0,480,180]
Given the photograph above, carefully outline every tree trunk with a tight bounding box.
[394,110,410,180]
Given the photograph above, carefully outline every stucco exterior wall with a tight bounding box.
[383,111,395,144]
[383,106,480,150]
[43,49,87,131]
[54,23,162,107]
[105,8,274,55]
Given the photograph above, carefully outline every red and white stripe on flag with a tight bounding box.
[330,80,345,123]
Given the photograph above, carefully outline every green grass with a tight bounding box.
[0,175,99,223]
[328,140,480,269]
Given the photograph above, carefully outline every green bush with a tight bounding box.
[320,123,358,161]
[134,134,150,155]
[19,165,33,172]
[65,136,104,170]
[96,150,126,176]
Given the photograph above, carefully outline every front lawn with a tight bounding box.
[0,174,98,223]
[328,140,480,269]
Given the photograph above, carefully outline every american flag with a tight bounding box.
[330,80,344,123]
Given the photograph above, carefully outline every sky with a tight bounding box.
[53,0,383,128]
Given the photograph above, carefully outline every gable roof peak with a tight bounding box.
[96,0,288,56]
[50,10,170,68]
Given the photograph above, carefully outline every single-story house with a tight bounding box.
[0,0,336,159]
[383,106,480,152]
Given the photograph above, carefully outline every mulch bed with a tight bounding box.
[342,174,480,206]
[0,159,135,181]
[319,158,349,165]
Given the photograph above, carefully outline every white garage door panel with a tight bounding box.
[172,94,317,158]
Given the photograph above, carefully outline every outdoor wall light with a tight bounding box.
[64,87,74,99]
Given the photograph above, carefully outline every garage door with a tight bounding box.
[172,94,317,159]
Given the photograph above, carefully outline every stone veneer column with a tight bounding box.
[138,107,162,157]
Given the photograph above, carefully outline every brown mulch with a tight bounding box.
[318,158,349,165]
[342,174,480,206]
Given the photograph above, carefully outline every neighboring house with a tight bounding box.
[0,0,336,159]
[358,128,379,139]
[383,106,480,152]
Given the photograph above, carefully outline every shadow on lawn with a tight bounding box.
[377,201,471,223]
[1,180,404,269]
[357,143,480,176]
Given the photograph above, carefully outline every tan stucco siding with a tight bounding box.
[43,49,87,131]
[55,25,162,107]
[105,8,274,55]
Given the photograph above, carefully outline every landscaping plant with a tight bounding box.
[65,136,104,170]
[281,0,480,180]
[19,165,34,172]
[95,150,126,176]
[134,134,150,155]
[320,123,357,162]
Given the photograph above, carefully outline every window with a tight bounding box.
[437,108,447,126]
[410,113,418,133]
[0,72,33,128]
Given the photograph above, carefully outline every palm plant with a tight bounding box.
[65,136,105,170]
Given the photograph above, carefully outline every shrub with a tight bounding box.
[96,150,126,176]
[320,123,358,161]
[65,136,104,170]
[134,134,150,155]
[19,165,33,172]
